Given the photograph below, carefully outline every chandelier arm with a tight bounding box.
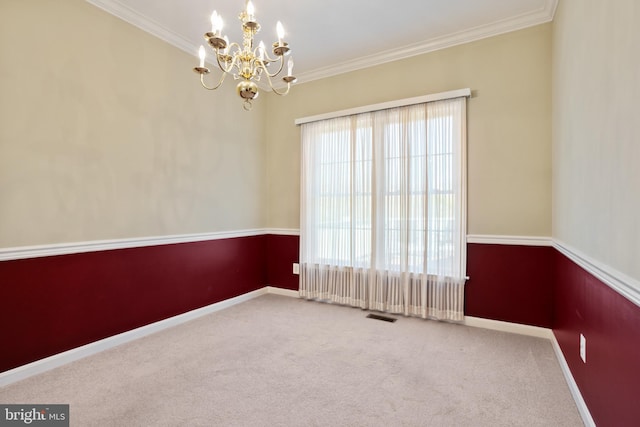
[259,67,291,96]
[256,55,285,79]
[270,82,291,97]
[214,46,240,74]
[200,71,227,91]
[259,62,277,88]
[260,48,279,64]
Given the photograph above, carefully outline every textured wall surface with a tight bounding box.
[265,24,552,237]
[552,3,640,423]
[0,236,267,373]
[466,243,554,328]
[3,2,639,424]
[0,0,266,248]
[552,0,640,284]
[554,251,640,427]
[266,234,300,290]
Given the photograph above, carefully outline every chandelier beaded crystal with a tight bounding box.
[193,0,296,110]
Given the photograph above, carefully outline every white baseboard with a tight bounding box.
[463,316,593,426]
[463,316,553,339]
[0,287,594,427]
[265,286,299,298]
[0,287,272,387]
[550,334,596,426]
[0,286,298,387]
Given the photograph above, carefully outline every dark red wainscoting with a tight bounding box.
[554,251,640,427]
[466,243,554,328]
[265,234,300,290]
[0,236,267,373]
[5,232,640,427]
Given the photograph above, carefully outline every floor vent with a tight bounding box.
[366,313,397,323]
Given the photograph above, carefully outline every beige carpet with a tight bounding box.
[0,294,582,426]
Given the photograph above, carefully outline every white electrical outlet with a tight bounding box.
[293,263,299,275]
[580,334,586,363]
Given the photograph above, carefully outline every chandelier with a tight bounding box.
[193,0,296,110]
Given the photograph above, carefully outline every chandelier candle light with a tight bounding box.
[193,0,296,110]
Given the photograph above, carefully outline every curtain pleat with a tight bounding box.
[300,98,467,322]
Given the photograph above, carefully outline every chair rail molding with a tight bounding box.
[553,239,640,308]
[466,235,552,246]
[0,229,266,261]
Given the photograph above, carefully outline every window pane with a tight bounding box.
[301,98,465,279]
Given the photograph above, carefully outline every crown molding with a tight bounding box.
[296,0,557,84]
[84,0,280,93]
[85,0,196,56]
[86,0,558,85]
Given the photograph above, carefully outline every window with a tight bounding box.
[299,94,467,321]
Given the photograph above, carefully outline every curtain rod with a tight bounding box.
[294,88,471,126]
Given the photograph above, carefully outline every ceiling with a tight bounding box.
[86,0,557,84]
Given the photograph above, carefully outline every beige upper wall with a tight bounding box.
[552,0,640,283]
[0,2,553,248]
[0,0,266,248]
[265,24,552,236]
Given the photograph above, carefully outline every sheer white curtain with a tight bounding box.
[300,97,467,321]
